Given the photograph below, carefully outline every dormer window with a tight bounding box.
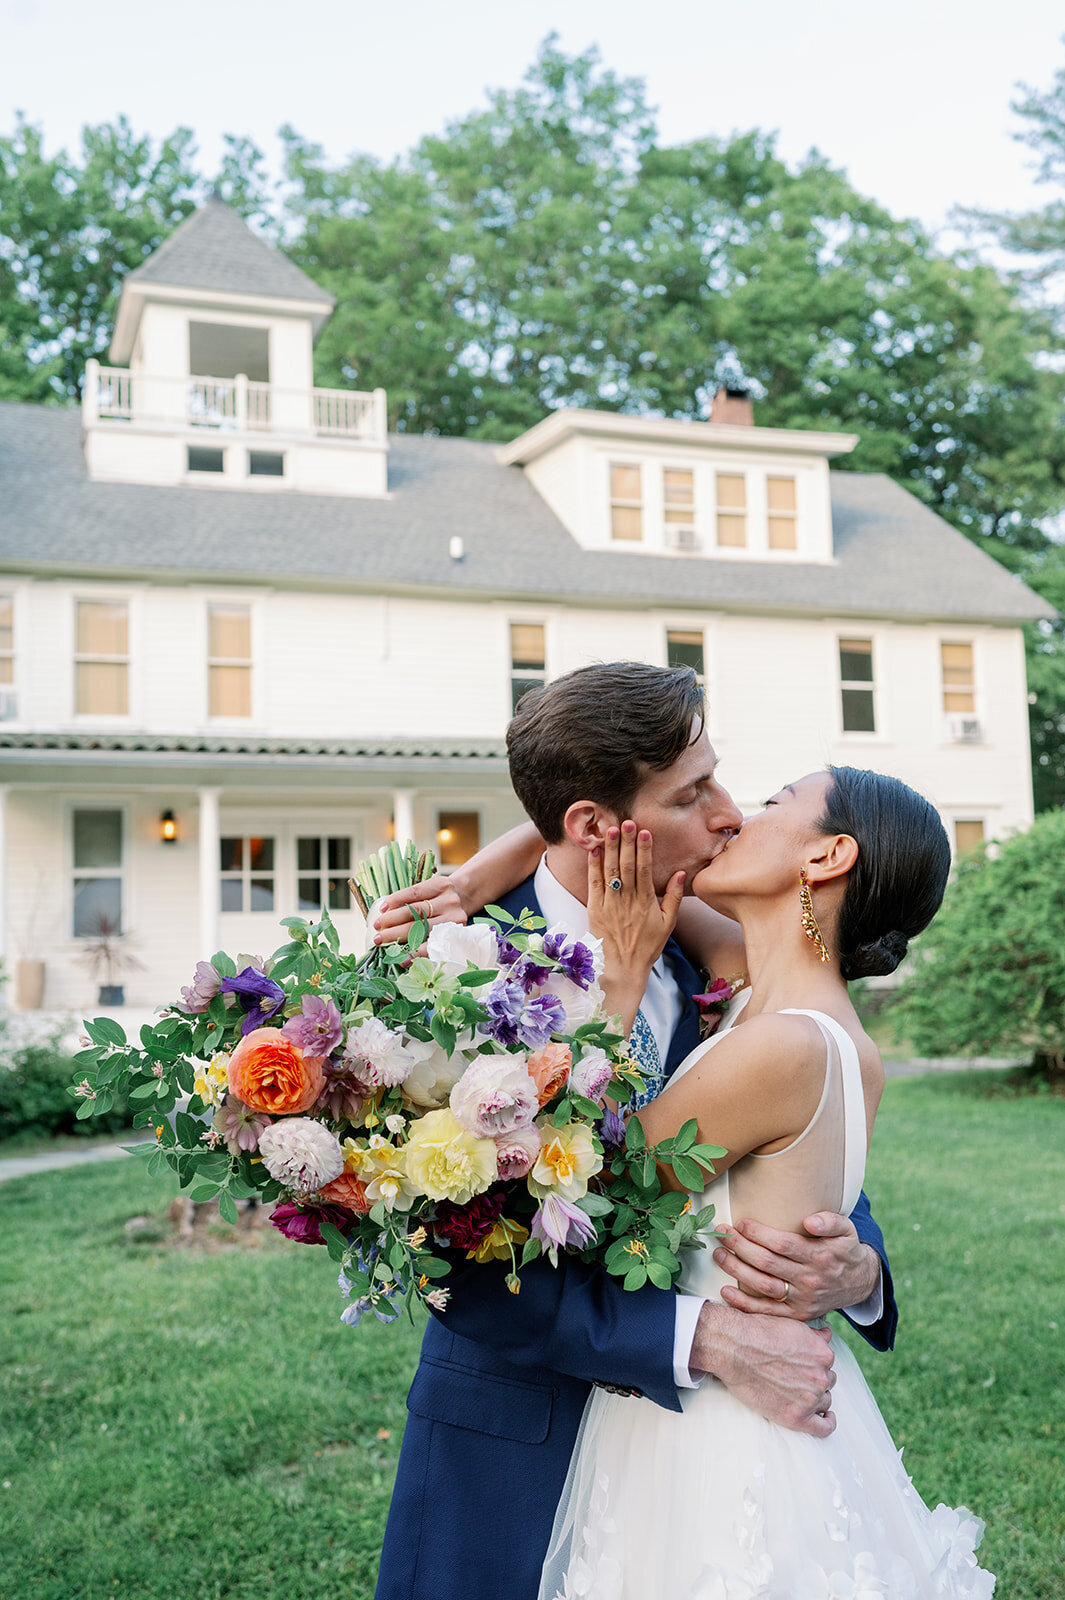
[715,474,747,548]
[610,464,643,542]
[664,470,697,552]
[767,477,798,550]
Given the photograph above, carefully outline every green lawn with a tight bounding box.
[1,1073,1062,1599]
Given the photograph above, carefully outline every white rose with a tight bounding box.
[426,920,502,980]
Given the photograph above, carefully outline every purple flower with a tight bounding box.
[282,994,343,1058]
[597,1105,626,1151]
[340,1294,400,1329]
[221,967,286,1036]
[316,1058,368,1123]
[179,960,221,1014]
[213,1098,271,1154]
[483,977,566,1050]
[269,1200,353,1246]
[531,1194,598,1265]
[495,932,522,968]
[542,931,597,990]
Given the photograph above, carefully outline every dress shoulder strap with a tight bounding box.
[778,1009,867,1214]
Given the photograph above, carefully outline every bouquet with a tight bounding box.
[70,843,724,1328]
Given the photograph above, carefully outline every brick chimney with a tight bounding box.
[710,386,754,427]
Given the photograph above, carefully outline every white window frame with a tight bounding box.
[508,618,547,716]
[766,474,799,551]
[838,636,878,737]
[206,601,254,722]
[217,813,367,921]
[72,595,134,722]
[608,461,644,544]
[665,626,706,688]
[713,471,748,550]
[662,467,698,552]
[67,801,130,941]
[199,593,261,730]
[294,831,355,915]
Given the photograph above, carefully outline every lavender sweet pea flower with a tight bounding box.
[179,960,221,1014]
[598,1105,627,1151]
[220,967,286,1036]
[531,1194,598,1265]
[495,932,522,968]
[483,977,566,1050]
[542,930,597,990]
[282,994,343,1058]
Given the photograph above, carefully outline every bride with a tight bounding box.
[537,767,995,1599]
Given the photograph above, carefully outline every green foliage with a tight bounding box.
[0,1016,133,1139]
[893,809,1065,1063]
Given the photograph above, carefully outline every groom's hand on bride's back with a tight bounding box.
[691,1303,837,1438]
[712,1213,880,1322]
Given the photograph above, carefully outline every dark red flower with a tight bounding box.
[433,1189,507,1250]
[269,1201,353,1245]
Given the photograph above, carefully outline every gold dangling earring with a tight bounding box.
[799,868,831,963]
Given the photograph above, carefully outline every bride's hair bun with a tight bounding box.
[842,929,909,981]
[816,768,952,984]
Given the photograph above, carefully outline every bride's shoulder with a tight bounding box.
[713,1010,828,1080]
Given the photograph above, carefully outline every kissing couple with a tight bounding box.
[371,662,994,1598]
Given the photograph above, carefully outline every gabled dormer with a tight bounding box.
[499,394,857,563]
[82,199,388,498]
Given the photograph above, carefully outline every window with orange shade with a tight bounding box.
[75,600,129,715]
[610,463,643,542]
[208,604,252,718]
[715,474,747,548]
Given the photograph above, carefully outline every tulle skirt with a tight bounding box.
[538,1339,994,1600]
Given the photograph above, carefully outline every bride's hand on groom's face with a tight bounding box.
[587,822,686,980]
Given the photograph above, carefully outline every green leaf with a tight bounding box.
[668,1153,707,1191]
[624,1116,646,1153]
[75,1098,97,1120]
[623,1265,648,1291]
[211,950,237,977]
[85,1016,127,1047]
[217,1191,239,1225]
[129,1081,161,1101]
[71,1046,104,1066]
[520,1237,543,1266]
[320,1220,349,1262]
[673,1118,698,1153]
[188,1184,220,1202]
[576,1193,614,1217]
[175,1111,205,1148]
[646,1260,673,1290]
[457,968,499,987]
[418,1257,451,1279]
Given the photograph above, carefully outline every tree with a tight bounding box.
[893,809,1065,1077]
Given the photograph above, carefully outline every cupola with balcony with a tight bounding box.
[82,198,387,497]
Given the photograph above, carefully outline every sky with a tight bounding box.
[0,0,1063,237]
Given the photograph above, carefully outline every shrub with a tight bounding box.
[0,1015,134,1140]
[893,808,1065,1075]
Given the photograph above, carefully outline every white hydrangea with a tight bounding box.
[257,1117,344,1191]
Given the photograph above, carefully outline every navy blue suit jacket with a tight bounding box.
[376,876,897,1600]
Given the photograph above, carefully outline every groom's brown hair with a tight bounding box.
[506,661,705,843]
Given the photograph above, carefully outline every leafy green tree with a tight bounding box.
[0,115,201,398]
[893,809,1065,1077]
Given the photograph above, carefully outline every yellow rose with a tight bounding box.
[528,1119,602,1202]
[467,1217,530,1263]
[403,1109,498,1204]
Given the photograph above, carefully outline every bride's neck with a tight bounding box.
[733,900,847,1018]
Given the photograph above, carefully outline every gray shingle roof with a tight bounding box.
[0,401,1052,624]
[124,199,334,306]
[0,730,506,768]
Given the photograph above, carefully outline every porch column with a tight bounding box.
[392,788,416,849]
[0,786,8,1006]
[198,788,221,957]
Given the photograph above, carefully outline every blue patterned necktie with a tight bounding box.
[628,1008,664,1110]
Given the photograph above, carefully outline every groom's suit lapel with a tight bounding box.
[489,877,701,1082]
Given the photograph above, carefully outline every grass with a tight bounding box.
[1,1073,1062,1600]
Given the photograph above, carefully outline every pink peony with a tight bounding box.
[494,1123,541,1181]
[449,1056,540,1139]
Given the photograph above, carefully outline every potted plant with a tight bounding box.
[76,913,144,1006]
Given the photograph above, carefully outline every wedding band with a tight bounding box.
[421,900,433,920]
[778,1282,790,1303]
[608,877,623,892]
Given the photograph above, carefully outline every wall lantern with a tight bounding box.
[160,810,178,844]
[437,827,454,846]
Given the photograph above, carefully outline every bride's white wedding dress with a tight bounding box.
[539,993,995,1599]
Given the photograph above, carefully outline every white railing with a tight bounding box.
[84,360,385,442]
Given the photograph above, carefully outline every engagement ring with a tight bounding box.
[608,877,623,892]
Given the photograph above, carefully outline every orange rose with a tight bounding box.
[227,1027,325,1115]
[317,1172,370,1213]
[526,1042,572,1106]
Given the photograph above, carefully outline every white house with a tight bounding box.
[0,200,1051,1014]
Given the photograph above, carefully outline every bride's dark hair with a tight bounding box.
[818,767,951,980]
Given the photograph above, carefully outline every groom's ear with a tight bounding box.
[806,833,859,885]
[563,800,615,853]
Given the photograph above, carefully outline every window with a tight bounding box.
[767,476,798,550]
[297,836,352,912]
[437,811,481,868]
[610,464,643,542]
[510,622,546,713]
[75,600,129,715]
[208,605,252,718]
[941,643,975,714]
[663,469,697,550]
[715,474,747,548]
[954,819,985,856]
[73,809,123,937]
[219,836,275,913]
[667,629,705,686]
[839,639,876,733]
[188,446,225,473]
[249,451,284,477]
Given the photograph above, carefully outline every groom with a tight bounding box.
[375,661,895,1600]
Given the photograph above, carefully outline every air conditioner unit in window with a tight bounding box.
[668,526,700,553]
[947,715,983,744]
[0,690,16,721]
